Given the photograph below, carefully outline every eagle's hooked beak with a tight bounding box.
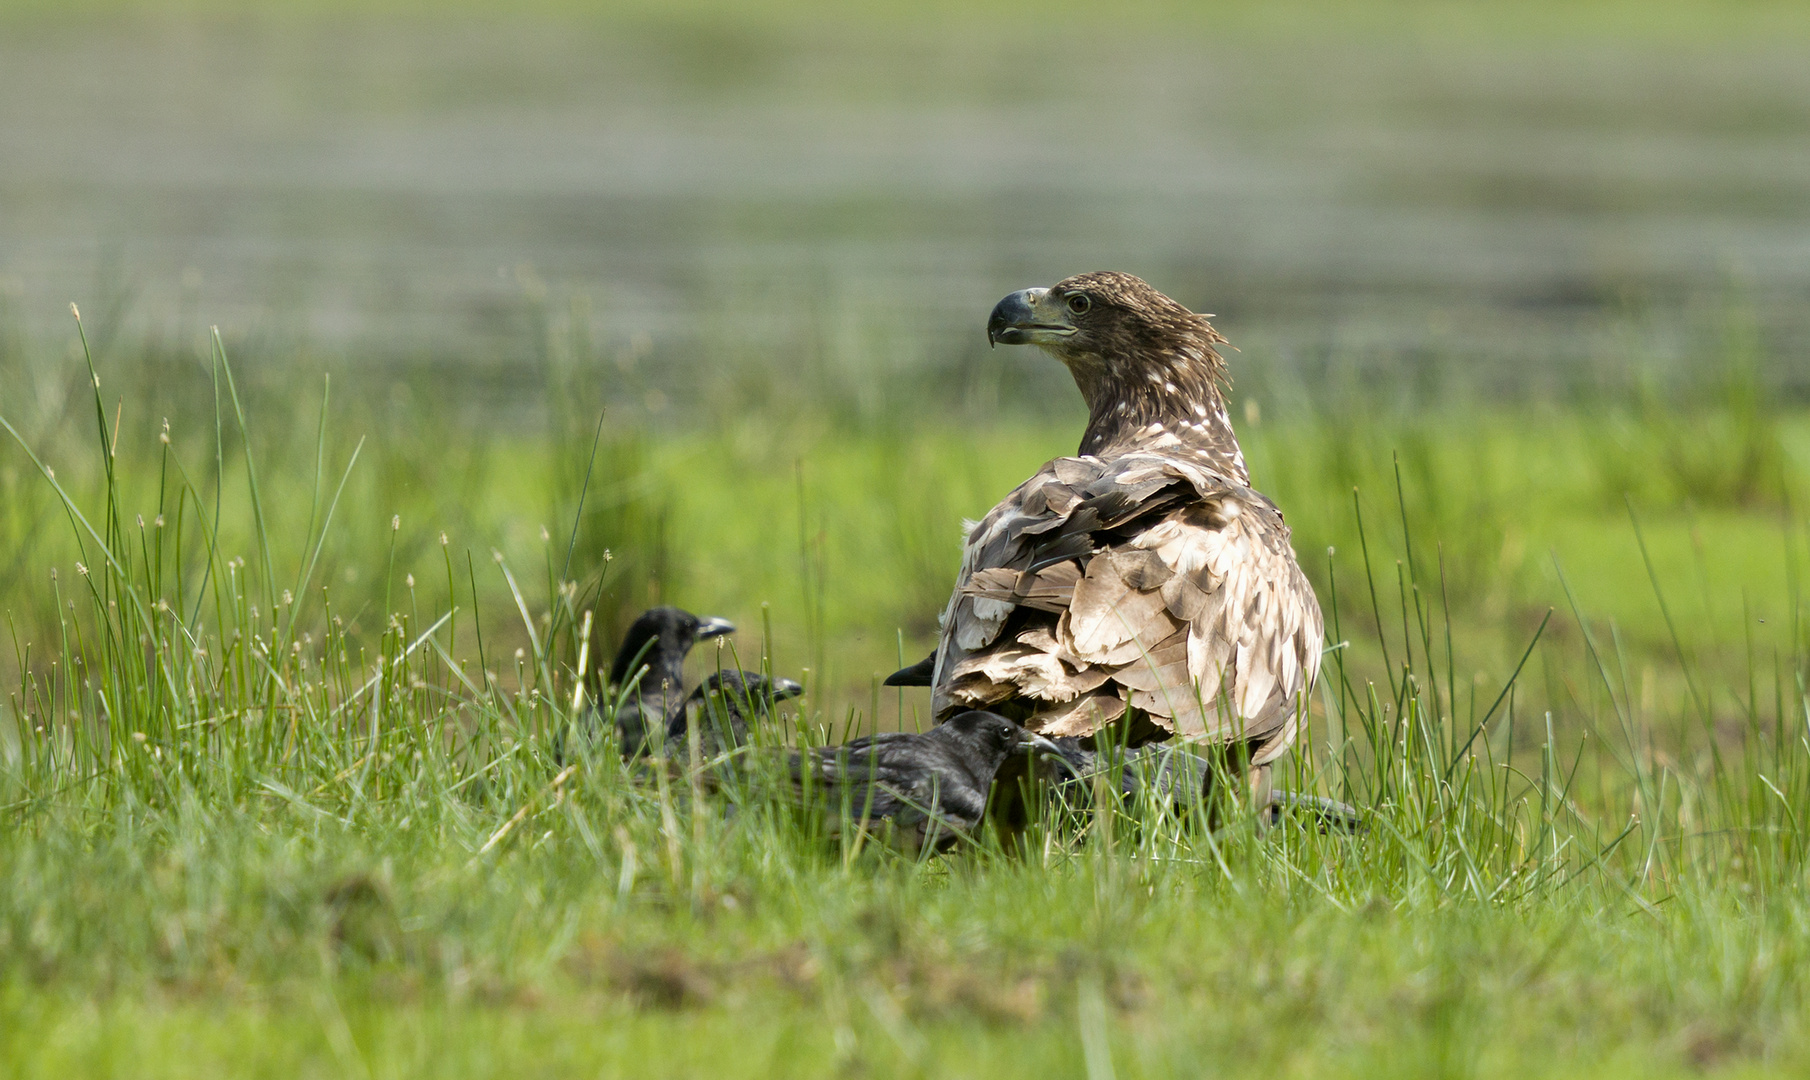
[695,616,736,641]
[986,287,1071,348]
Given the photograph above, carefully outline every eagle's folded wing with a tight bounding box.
[933,453,1321,758]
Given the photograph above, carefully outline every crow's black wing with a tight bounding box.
[796,736,987,832]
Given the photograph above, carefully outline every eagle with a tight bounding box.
[897,272,1323,803]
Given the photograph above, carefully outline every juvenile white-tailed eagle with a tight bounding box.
[897,272,1322,799]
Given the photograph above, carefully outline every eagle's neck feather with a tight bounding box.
[1068,341,1248,482]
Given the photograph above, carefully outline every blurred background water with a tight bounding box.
[4,3,1808,419]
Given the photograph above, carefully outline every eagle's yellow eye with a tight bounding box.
[1066,294,1091,315]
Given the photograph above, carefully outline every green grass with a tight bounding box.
[2,304,1809,1078]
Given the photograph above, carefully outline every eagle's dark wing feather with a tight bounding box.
[933,451,1321,763]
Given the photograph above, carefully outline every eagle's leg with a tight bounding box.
[1247,762,1275,832]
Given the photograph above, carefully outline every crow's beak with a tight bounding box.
[695,616,735,640]
[769,676,804,700]
[1022,732,1065,758]
[986,287,1068,347]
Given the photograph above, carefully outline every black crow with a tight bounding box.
[791,710,1064,854]
[665,669,803,761]
[584,606,734,760]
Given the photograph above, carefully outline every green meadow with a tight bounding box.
[5,1,1810,1076]
[4,299,1808,1077]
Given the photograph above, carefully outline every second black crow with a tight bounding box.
[791,710,1063,854]
[665,669,804,761]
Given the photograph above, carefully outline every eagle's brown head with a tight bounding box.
[987,271,1242,476]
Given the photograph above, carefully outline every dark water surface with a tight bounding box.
[4,15,1808,407]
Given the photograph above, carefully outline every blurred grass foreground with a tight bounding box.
[5,1,1810,1077]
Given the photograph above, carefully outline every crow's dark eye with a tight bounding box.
[1066,294,1091,315]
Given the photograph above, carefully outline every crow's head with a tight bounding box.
[939,710,1065,770]
[693,670,804,714]
[986,272,1238,461]
[609,606,735,686]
